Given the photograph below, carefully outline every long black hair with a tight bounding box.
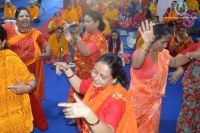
[85,10,105,32]
[108,30,121,54]
[96,53,128,87]
[0,25,7,49]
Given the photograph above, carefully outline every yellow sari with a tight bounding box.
[0,49,34,133]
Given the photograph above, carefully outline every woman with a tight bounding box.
[108,30,125,66]
[55,53,138,133]
[48,12,66,33]
[46,27,71,64]
[168,26,193,56]
[66,10,107,98]
[3,7,51,131]
[129,20,200,133]
[0,25,36,133]
[169,42,200,132]
[66,10,107,126]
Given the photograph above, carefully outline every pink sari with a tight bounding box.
[129,49,170,133]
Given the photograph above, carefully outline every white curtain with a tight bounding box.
[157,0,174,21]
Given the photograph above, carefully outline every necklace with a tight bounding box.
[16,26,31,33]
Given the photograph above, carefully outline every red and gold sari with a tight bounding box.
[3,23,48,130]
[81,84,138,133]
[129,49,170,133]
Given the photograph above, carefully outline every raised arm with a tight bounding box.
[54,62,82,93]
[132,20,154,69]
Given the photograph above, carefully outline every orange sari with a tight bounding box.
[129,49,170,133]
[168,36,193,56]
[82,84,138,133]
[0,49,34,133]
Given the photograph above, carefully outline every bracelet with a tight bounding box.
[67,72,74,78]
[86,118,100,126]
[186,54,193,61]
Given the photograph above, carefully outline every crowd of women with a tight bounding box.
[0,0,199,133]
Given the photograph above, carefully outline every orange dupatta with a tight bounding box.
[82,84,138,133]
[129,49,170,133]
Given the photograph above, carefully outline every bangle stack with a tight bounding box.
[86,118,100,126]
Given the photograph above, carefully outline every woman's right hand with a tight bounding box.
[54,62,69,76]
[139,20,155,45]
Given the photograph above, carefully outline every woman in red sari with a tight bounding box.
[3,7,51,131]
[55,53,138,133]
[129,20,200,133]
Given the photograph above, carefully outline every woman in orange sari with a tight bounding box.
[48,12,66,34]
[55,53,138,133]
[0,25,36,133]
[3,7,51,131]
[129,20,199,133]
[168,26,193,56]
[46,27,71,64]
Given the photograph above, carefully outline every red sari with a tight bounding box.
[3,23,48,130]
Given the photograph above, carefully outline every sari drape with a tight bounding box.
[81,84,138,133]
[0,49,34,133]
[129,49,170,133]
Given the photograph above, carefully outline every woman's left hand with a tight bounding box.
[8,79,31,94]
[58,93,92,119]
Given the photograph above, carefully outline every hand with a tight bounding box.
[39,53,50,60]
[168,68,184,84]
[8,79,31,94]
[54,62,69,76]
[58,93,92,119]
[139,20,155,44]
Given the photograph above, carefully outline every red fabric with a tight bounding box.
[37,34,47,47]
[86,42,99,55]
[181,42,200,55]
[29,93,48,131]
[79,79,126,129]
